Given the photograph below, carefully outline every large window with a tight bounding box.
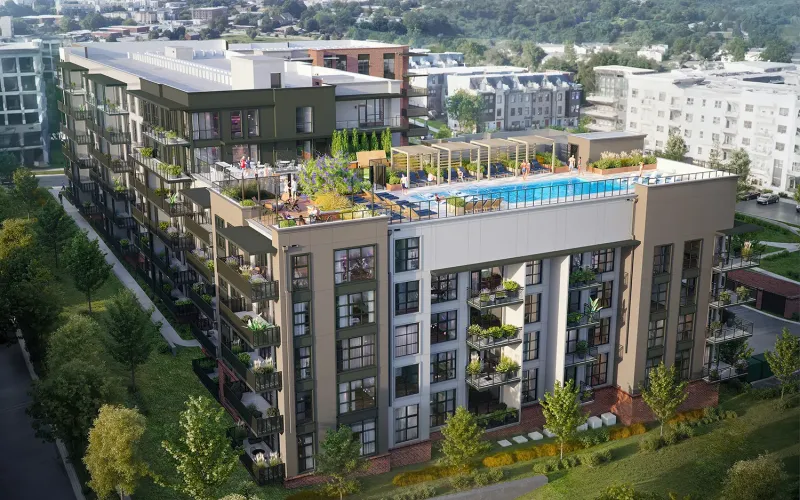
[394,323,419,357]
[296,106,313,133]
[522,369,538,404]
[297,433,315,473]
[336,291,375,329]
[296,390,313,424]
[525,260,542,285]
[523,331,539,361]
[395,281,420,315]
[650,282,669,312]
[359,99,385,127]
[383,53,396,79]
[589,318,611,346]
[683,240,702,269]
[230,111,243,139]
[395,237,420,272]
[1,58,16,73]
[653,244,672,275]
[395,364,419,398]
[587,353,608,386]
[647,319,666,348]
[395,404,418,443]
[431,310,457,344]
[566,329,579,354]
[191,112,220,140]
[18,57,33,73]
[644,356,661,388]
[334,245,375,284]
[295,346,312,380]
[675,349,692,380]
[291,254,310,290]
[246,109,259,137]
[677,313,695,342]
[350,419,376,456]
[431,351,456,383]
[524,293,541,324]
[680,277,698,306]
[598,280,613,309]
[431,273,457,303]
[338,335,376,371]
[357,54,370,75]
[338,377,376,414]
[293,301,311,337]
[430,389,455,427]
[592,249,615,273]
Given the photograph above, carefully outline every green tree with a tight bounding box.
[246,27,259,40]
[0,151,18,183]
[46,314,106,372]
[434,126,453,139]
[340,129,349,156]
[359,131,368,152]
[446,90,483,133]
[727,148,751,194]
[794,185,800,205]
[708,141,723,170]
[541,379,587,459]
[65,230,113,313]
[764,328,800,400]
[105,289,156,392]
[58,15,79,32]
[12,167,43,215]
[721,454,788,500]
[662,133,688,162]
[350,127,359,154]
[521,42,547,69]
[34,201,76,266]
[161,396,239,500]
[439,406,490,472]
[760,39,794,63]
[84,405,148,498]
[726,37,748,61]
[381,128,392,156]
[122,18,137,26]
[316,425,368,500]
[640,361,687,436]
[370,131,379,151]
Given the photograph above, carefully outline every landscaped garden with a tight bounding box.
[760,251,800,282]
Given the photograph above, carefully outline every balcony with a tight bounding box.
[185,213,211,244]
[63,148,93,169]
[240,452,285,486]
[335,116,403,130]
[223,383,284,436]
[131,151,192,182]
[221,343,282,392]
[142,125,190,147]
[702,364,747,383]
[60,124,91,144]
[147,219,195,251]
[156,288,196,322]
[131,204,146,224]
[219,296,281,349]
[466,284,524,310]
[708,287,756,309]
[217,255,279,303]
[64,84,86,96]
[132,172,147,194]
[192,357,219,401]
[186,249,214,281]
[113,214,137,229]
[95,101,129,116]
[407,123,428,138]
[405,86,428,97]
[406,105,428,118]
[476,407,519,430]
[77,180,96,193]
[189,315,217,356]
[712,249,761,272]
[568,267,602,290]
[564,345,599,367]
[466,370,520,391]
[188,284,215,319]
[466,325,522,350]
[567,309,602,329]
[706,318,754,345]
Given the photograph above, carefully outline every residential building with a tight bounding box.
[409,50,464,69]
[191,6,227,21]
[625,62,800,192]
[585,66,657,133]
[636,45,668,62]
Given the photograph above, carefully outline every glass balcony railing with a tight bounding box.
[705,318,754,344]
[466,369,520,390]
[712,249,761,272]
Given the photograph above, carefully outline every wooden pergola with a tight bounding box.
[390,145,438,181]
[430,142,479,184]
[472,138,520,179]
[507,135,558,170]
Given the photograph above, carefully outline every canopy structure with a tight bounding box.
[430,142,479,183]
[391,145,438,182]
[356,150,388,169]
[507,135,558,170]
[472,138,520,179]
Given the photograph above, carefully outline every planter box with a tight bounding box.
[447,204,465,215]
[588,163,657,176]
[551,166,571,174]
[386,183,402,192]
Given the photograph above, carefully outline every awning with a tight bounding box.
[86,73,126,86]
[216,225,275,255]
[718,220,763,236]
[59,61,88,72]
[182,188,211,209]
[127,89,187,110]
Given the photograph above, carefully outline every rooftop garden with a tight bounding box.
[590,150,657,170]
[298,155,375,216]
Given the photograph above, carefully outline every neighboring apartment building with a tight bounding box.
[446,72,583,132]
[191,6,227,21]
[409,50,464,69]
[0,42,49,165]
[625,62,800,192]
[585,65,657,132]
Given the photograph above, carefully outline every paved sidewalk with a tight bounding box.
[50,189,199,348]
[434,475,548,500]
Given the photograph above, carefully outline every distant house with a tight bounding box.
[727,269,800,319]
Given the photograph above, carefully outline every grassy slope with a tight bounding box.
[735,214,800,245]
[759,251,800,281]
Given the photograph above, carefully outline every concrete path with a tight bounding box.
[762,242,800,252]
[434,475,548,500]
[49,189,199,348]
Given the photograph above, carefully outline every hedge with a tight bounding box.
[392,465,463,487]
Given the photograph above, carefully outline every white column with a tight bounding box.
[545,255,570,391]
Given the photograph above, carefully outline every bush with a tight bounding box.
[449,474,472,492]
[562,455,581,468]
[669,408,705,425]
[513,447,541,462]
[578,427,610,448]
[392,466,461,487]
[608,423,645,441]
[638,435,663,452]
[472,468,504,486]
[581,449,612,467]
[532,459,560,474]
[629,423,647,435]
[285,490,331,500]
[721,454,788,500]
[774,396,798,411]
[482,452,514,468]
[392,485,436,500]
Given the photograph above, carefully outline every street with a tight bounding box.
[35,174,67,190]
[736,198,800,226]
[729,305,800,355]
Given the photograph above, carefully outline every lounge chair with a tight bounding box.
[495,165,512,177]
[447,168,459,182]
[474,200,491,212]
[415,169,433,185]
[464,201,477,213]
[488,198,502,211]
[407,171,424,187]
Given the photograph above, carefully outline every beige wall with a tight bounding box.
[568,135,646,164]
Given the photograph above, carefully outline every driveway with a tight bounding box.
[736,198,800,227]
[36,173,67,190]
[0,342,75,500]
[729,305,800,354]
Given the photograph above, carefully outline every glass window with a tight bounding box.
[431,273,457,303]
[648,319,666,348]
[383,53,395,79]
[1,58,16,73]
[296,106,313,133]
[677,313,695,342]
[525,260,542,285]
[522,369,538,404]
[394,323,419,357]
[230,111,243,139]
[395,364,419,398]
[6,95,20,110]
[24,113,38,124]
[650,283,669,312]
[431,351,456,383]
[395,281,420,315]
[191,112,220,140]
[357,54,370,75]
[337,335,376,371]
[291,254,310,290]
[592,249,615,273]
[298,433,315,473]
[524,293,541,324]
[246,109,259,137]
[683,240,702,269]
[598,281,613,309]
[22,94,37,109]
[431,310,457,344]
[395,237,420,272]
[20,76,36,92]
[589,318,611,346]
[430,389,455,427]
[395,404,418,443]
[644,356,661,389]
[296,390,313,424]
[336,291,375,329]
[653,244,672,275]
[338,377,376,414]
[587,353,608,386]
[523,331,539,361]
[270,72,282,88]
[295,346,312,380]
[293,301,311,337]
[680,277,697,306]
[334,245,375,284]
[350,419,376,456]
[18,57,33,73]
[675,349,691,380]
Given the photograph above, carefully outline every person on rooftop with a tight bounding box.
[401,174,409,194]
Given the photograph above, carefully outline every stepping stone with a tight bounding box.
[542,428,556,438]
[512,435,528,444]
[577,423,588,432]
[588,416,603,429]
[601,412,617,426]
[497,440,512,447]
[528,431,543,441]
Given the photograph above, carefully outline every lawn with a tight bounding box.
[426,119,447,130]
[735,213,800,245]
[759,251,800,282]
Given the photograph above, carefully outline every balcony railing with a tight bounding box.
[222,383,284,436]
[335,116,403,130]
[63,148,93,169]
[702,364,747,383]
[219,296,281,349]
[706,318,754,344]
[147,219,195,251]
[466,286,524,310]
[712,249,761,272]
[568,268,602,290]
[476,408,519,430]
[708,287,756,309]
[221,343,282,393]
[466,326,523,350]
[240,453,285,486]
[466,370,520,390]
[567,311,602,329]
[186,250,214,281]
[190,315,217,356]
[406,105,428,117]
[185,214,211,244]
[217,256,279,303]
[192,358,220,400]
[405,86,428,97]
[188,285,215,319]
[131,151,192,182]
[564,345,599,367]
[142,125,190,147]
[131,204,146,224]
[60,124,91,144]
[113,214,137,229]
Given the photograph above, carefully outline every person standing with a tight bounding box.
[290,174,297,201]
[240,155,247,170]
[400,174,409,195]
[569,155,576,172]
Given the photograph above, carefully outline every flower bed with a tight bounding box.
[588,150,657,174]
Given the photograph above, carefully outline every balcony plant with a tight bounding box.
[486,326,505,339]
[154,187,169,197]
[467,324,484,338]
[569,267,597,286]
[466,359,482,376]
[496,356,520,375]
[140,147,153,158]
[575,340,590,358]
[139,234,148,247]
[567,311,583,325]
[501,324,518,337]
[709,320,723,333]
[202,294,212,303]
[166,193,179,205]
[479,288,490,303]
[709,369,720,381]
[237,352,252,367]
[269,452,282,467]
[175,298,192,306]
[165,164,183,177]
[158,221,170,231]
[249,274,267,284]
[741,241,753,261]
[191,282,205,293]
[225,255,241,270]
[165,130,178,140]
[119,238,129,247]
[494,289,506,300]
[719,290,732,305]
[265,407,280,417]
[253,453,267,472]
[247,317,268,333]
[586,297,602,320]
[162,282,172,294]
[252,358,275,374]
[205,260,214,272]
[502,279,520,293]
[735,286,750,301]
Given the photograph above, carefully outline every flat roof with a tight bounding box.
[182,187,211,208]
[507,135,558,145]
[569,131,648,141]
[86,73,126,86]
[472,138,518,148]
[392,145,439,156]
[126,89,187,110]
[718,220,762,236]
[216,225,275,255]
[429,142,479,152]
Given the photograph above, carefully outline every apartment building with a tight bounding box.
[624,62,800,193]
[0,42,49,165]
[191,6,227,21]
[446,72,583,132]
[409,50,465,70]
[585,65,657,132]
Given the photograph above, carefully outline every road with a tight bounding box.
[729,305,800,355]
[0,342,75,500]
[736,198,800,227]
[36,174,67,190]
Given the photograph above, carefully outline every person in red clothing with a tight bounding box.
[240,155,247,170]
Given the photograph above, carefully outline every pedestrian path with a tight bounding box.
[433,475,548,500]
[50,190,199,348]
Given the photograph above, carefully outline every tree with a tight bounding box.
[721,454,788,500]
[359,132,368,152]
[727,148,751,194]
[640,362,687,437]
[794,185,800,205]
[65,230,113,313]
[439,406,490,471]
[46,314,106,372]
[760,39,794,63]
[316,425,368,500]
[707,141,723,170]
[12,167,43,215]
[84,405,148,498]
[0,151,18,183]
[541,379,587,459]
[764,328,800,400]
[246,27,259,40]
[350,128,359,154]
[105,289,156,392]
[28,361,111,459]
[161,396,239,500]
[434,126,453,139]
[521,42,547,69]
[726,37,748,61]
[662,133,688,162]
[381,128,392,156]
[446,90,483,133]
[369,131,379,151]
[34,201,76,266]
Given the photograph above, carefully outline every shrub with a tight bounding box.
[285,490,331,500]
[472,468,504,487]
[774,396,798,411]
[578,427,610,448]
[722,454,788,500]
[609,427,631,441]
[532,459,560,474]
[513,447,540,462]
[313,191,353,211]
[629,423,647,435]
[581,449,612,467]
[562,455,581,468]
[449,474,472,491]
[392,485,436,500]
[240,199,256,207]
[669,408,705,425]
[392,466,461,487]
[638,435,663,452]
[539,443,559,456]
[482,452,514,468]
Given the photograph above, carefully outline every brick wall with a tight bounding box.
[389,439,432,468]
[284,453,394,489]
[611,381,719,425]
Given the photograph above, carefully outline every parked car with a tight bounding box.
[739,191,760,201]
[756,193,779,205]
[796,203,800,213]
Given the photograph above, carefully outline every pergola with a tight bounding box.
[472,138,520,179]
[430,142,480,184]
[507,135,558,170]
[390,145,438,181]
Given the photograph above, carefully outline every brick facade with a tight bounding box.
[283,450,405,489]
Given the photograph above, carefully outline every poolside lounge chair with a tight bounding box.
[415,169,433,186]
[488,198,502,211]
[494,165,512,177]
[474,200,490,212]
[464,201,477,213]
[460,168,477,181]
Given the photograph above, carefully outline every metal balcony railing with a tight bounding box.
[564,345,599,367]
[705,318,754,344]
[466,370,520,390]
[466,286,523,310]
[465,326,522,350]
[708,287,756,309]
[712,249,761,272]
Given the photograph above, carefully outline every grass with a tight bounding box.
[735,213,800,245]
[759,251,800,281]
[426,119,447,130]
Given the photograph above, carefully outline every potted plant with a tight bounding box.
[202,294,213,303]
[735,286,750,301]
[708,320,722,334]
[265,407,280,417]
[478,288,490,304]
[709,369,720,381]
[119,238,129,247]
[495,288,507,300]
[446,196,466,215]
[237,352,252,367]
[252,358,275,374]
[586,297,601,321]
[502,279,520,294]
[741,241,753,261]
[386,171,402,191]
[467,324,484,338]
[567,311,583,326]
[205,260,214,272]
[165,130,178,141]
[486,326,504,339]
[496,356,520,378]
[501,324,518,338]
[159,221,170,231]
[719,290,732,305]
[466,359,482,376]
[575,340,589,359]
[140,147,153,158]
[225,255,240,269]
[252,453,268,472]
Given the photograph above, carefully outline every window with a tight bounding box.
[714,101,721,108]
[431,273,457,303]
[653,244,672,275]
[338,377,376,414]
[712,117,720,125]
[431,351,456,383]
[744,120,752,129]
[296,106,313,133]
[1,58,16,73]
[631,89,638,97]
[592,249,615,273]
[684,129,691,139]
[338,335,375,371]
[685,114,693,122]
[566,329,579,354]
[589,317,611,346]
[293,301,311,337]
[430,389,455,427]
[776,143,785,152]
[431,310,457,344]
[675,349,692,380]
[395,364,419,398]
[522,369,538,404]
[357,54,370,75]
[230,111,243,139]
[350,419,376,456]
[680,277,697,307]
[270,72,282,88]
[522,331,540,361]
[745,104,753,112]
[779,107,789,116]
[395,281,420,315]
[383,53,395,79]
[395,237,420,272]
[712,133,720,142]
[295,346,312,380]
[5,95,20,110]
[291,254,310,290]
[630,107,637,114]
[192,111,220,140]
[18,57,33,73]
[334,245,375,284]
[657,125,664,132]
[648,319,666,348]
[587,353,608,386]
[395,405,418,443]
[677,313,695,342]
[598,281,613,309]
[336,291,375,329]
[394,323,419,357]
[3,77,18,92]
[22,94,36,109]
[650,283,669,312]
[526,260,542,285]
[629,122,637,129]
[524,293,541,324]
[644,356,661,388]
[298,433,315,473]
[296,390,313,424]
[246,109,259,137]
[742,138,750,146]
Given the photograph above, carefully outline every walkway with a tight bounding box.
[50,189,199,348]
[434,475,548,500]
